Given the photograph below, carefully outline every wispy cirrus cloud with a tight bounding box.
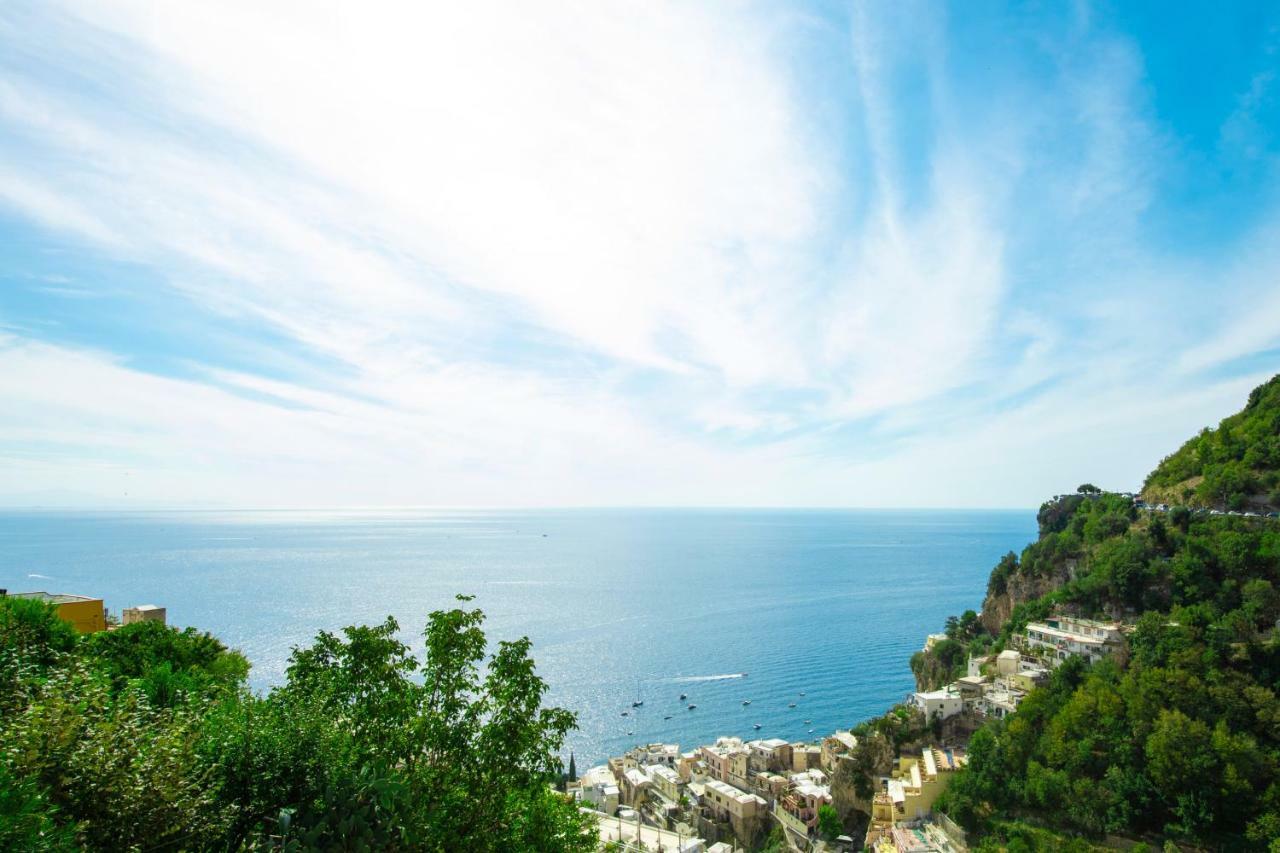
[1,1,1279,507]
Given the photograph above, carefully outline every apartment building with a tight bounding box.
[700,738,750,788]
[1019,616,1126,666]
[700,779,767,842]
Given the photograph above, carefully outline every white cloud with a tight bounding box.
[0,2,1277,508]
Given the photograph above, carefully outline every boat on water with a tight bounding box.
[663,715,672,720]
[621,711,629,717]
[741,699,751,706]
[788,703,796,708]
[804,720,811,724]
[679,693,687,700]
[753,723,761,729]
[687,704,697,710]
[799,691,806,696]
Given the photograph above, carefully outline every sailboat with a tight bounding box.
[631,679,644,708]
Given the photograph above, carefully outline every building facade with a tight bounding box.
[8,591,106,633]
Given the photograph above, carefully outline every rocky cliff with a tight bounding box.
[978,560,1074,634]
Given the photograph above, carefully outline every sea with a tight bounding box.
[0,508,1035,769]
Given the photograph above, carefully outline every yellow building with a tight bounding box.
[699,779,767,842]
[876,746,968,825]
[10,591,106,633]
[700,739,750,788]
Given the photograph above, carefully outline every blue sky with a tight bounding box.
[2,0,1279,508]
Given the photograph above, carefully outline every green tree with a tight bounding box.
[0,762,76,852]
[81,620,248,707]
[0,596,78,718]
[816,802,842,840]
[1145,710,1217,837]
[205,597,595,851]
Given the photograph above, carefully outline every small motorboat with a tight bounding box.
[742,700,751,706]
[663,715,672,720]
[799,692,806,697]
[688,704,697,710]
[679,693,687,700]
[632,701,644,708]
[627,730,633,736]
[621,711,629,717]
[808,729,814,734]
[753,723,761,730]
[788,703,797,708]
[804,720,811,724]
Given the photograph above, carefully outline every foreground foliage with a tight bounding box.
[0,595,594,852]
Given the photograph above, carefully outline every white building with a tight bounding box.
[645,763,683,803]
[578,765,620,815]
[996,649,1022,676]
[1021,616,1125,666]
[977,684,1023,719]
[911,686,964,722]
[967,655,992,677]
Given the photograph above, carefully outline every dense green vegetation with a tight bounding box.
[0,594,594,852]
[910,609,982,691]
[928,375,1280,850]
[1144,373,1280,509]
[816,803,842,840]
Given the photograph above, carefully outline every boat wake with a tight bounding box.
[671,673,747,682]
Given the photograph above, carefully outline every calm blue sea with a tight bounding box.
[0,508,1034,767]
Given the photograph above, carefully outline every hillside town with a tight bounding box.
[4,576,1137,852]
[571,609,1136,852]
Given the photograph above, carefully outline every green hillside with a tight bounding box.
[1144,374,1280,510]
[900,375,1280,851]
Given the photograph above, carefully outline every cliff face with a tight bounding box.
[979,557,1079,634]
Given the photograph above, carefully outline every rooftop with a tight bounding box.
[1047,615,1121,630]
[623,768,650,786]
[646,765,680,784]
[828,730,858,750]
[704,779,764,805]
[579,765,616,786]
[9,591,100,605]
[1026,622,1114,646]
